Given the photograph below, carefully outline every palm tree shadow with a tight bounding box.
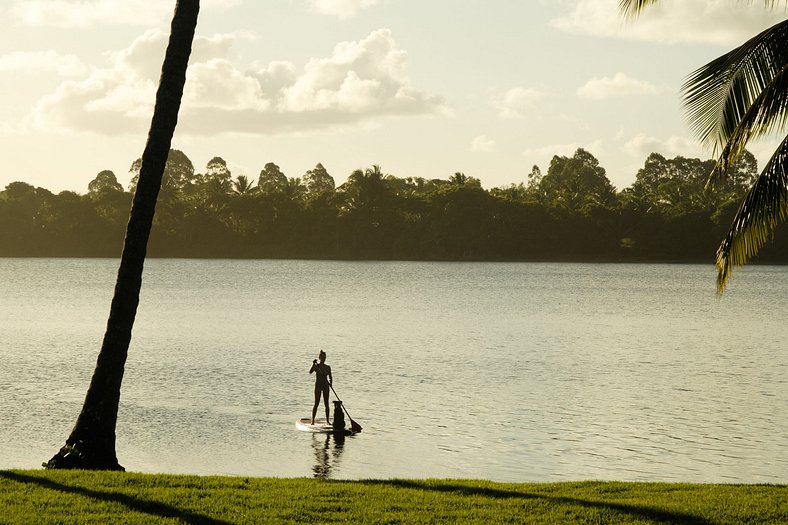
[0,471,231,525]
[362,480,713,525]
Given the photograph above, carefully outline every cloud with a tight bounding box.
[552,0,784,45]
[496,87,545,119]
[31,28,446,136]
[11,0,240,27]
[308,0,381,18]
[0,51,87,76]
[577,72,658,100]
[623,133,700,158]
[471,135,495,153]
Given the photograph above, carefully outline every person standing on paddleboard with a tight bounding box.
[310,350,332,425]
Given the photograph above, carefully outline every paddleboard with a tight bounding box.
[295,418,334,433]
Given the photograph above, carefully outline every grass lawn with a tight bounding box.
[0,470,785,524]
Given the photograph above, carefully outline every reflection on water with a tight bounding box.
[311,433,347,479]
[0,259,786,482]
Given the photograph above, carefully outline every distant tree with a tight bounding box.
[129,149,196,194]
[87,171,124,196]
[284,177,306,199]
[205,156,231,182]
[429,184,495,259]
[2,181,40,201]
[527,165,543,188]
[231,174,257,195]
[258,162,288,193]
[303,163,335,193]
[708,149,759,203]
[450,172,468,186]
[0,183,49,255]
[625,151,758,216]
[190,157,232,211]
[46,0,200,470]
[86,172,131,236]
[540,149,617,212]
[626,153,713,214]
[490,182,528,202]
[525,165,546,203]
[400,177,449,195]
[448,172,482,187]
[342,165,389,211]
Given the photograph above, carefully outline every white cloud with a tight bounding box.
[552,0,784,45]
[12,0,240,27]
[496,87,545,119]
[577,72,658,100]
[31,28,446,135]
[0,51,87,76]
[623,133,701,158]
[308,0,381,19]
[471,135,495,153]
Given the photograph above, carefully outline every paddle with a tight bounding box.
[329,384,363,433]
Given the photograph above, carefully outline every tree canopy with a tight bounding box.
[4,147,783,264]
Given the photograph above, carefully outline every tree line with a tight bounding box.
[3,147,787,262]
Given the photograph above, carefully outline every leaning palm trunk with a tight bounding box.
[46,0,199,470]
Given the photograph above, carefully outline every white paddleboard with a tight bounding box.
[295,418,334,433]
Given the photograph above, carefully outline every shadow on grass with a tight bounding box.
[0,471,231,525]
[362,479,713,525]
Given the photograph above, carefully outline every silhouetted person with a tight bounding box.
[310,350,332,425]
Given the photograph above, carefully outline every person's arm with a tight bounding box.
[327,366,332,386]
[309,359,317,374]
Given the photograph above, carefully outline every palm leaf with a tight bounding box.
[621,0,786,18]
[716,133,788,292]
[707,61,788,185]
[682,20,788,152]
[618,0,660,18]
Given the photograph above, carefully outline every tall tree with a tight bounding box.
[621,0,788,291]
[540,149,617,212]
[88,171,124,196]
[46,0,200,470]
[205,156,231,183]
[129,149,196,194]
[303,163,335,193]
[258,162,288,193]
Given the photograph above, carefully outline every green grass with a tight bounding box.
[0,470,785,524]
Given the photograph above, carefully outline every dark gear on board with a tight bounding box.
[309,350,332,425]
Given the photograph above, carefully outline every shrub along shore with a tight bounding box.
[0,470,785,524]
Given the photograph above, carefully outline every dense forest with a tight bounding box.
[2,147,787,262]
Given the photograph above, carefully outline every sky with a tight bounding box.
[0,0,785,193]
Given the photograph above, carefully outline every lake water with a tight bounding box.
[0,258,786,483]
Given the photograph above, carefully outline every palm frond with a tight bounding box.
[707,62,788,186]
[716,133,788,292]
[621,1,787,18]
[618,0,660,18]
[682,20,788,151]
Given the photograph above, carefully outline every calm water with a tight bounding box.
[0,259,786,483]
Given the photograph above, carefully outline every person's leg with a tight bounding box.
[323,387,330,423]
[312,386,320,424]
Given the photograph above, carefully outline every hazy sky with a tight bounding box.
[0,0,784,193]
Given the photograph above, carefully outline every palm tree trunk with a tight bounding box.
[46,0,200,470]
